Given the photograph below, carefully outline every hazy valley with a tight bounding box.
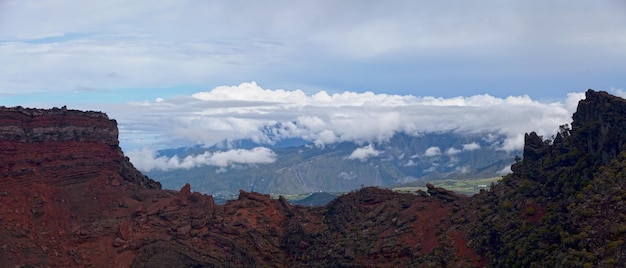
[144,132,518,201]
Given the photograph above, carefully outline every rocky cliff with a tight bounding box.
[571,90,626,164]
[0,106,160,189]
[467,90,626,267]
[0,106,164,266]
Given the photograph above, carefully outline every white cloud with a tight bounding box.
[497,165,513,175]
[127,147,277,171]
[456,166,470,174]
[444,142,488,155]
[91,82,588,152]
[424,147,441,157]
[347,145,381,161]
[315,130,338,147]
[462,142,481,151]
[610,87,626,99]
[566,92,587,112]
[209,147,277,167]
[445,147,462,155]
[499,134,525,153]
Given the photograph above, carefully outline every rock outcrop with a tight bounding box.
[467,90,626,267]
[0,106,160,189]
[571,90,626,164]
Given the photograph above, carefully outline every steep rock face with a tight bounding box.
[0,106,118,144]
[513,89,626,181]
[571,90,626,164]
[467,90,626,267]
[522,132,548,163]
[0,106,160,189]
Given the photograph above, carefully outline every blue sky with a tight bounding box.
[1,0,626,155]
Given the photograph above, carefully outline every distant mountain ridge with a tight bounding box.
[146,131,519,196]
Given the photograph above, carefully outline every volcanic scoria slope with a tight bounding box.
[2,89,626,267]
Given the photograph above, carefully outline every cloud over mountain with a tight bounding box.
[424,147,442,157]
[127,146,277,171]
[112,82,584,154]
[347,145,381,161]
[463,142,481,151]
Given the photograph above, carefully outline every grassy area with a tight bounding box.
[269,193,311,201]
[393,177,502,196]
[267,177,504,202]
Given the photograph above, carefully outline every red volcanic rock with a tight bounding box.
[118,222,133,241]
[0,106,484,267]
[0,106,119,144]
[113,237,127,248]
[0,106,160,189]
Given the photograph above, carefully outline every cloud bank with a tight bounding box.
[112,82,585,155]
[127,146,277,171]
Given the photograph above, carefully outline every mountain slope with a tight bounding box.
[147,132,518,196]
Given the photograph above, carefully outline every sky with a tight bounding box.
[1,0,626,165]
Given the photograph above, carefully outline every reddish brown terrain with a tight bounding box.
[0,106,484,267]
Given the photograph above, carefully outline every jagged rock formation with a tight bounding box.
[571,90,626,164]
[2,89,626,267]
[467,90,626,266]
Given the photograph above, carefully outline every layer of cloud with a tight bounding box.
[95,82,588,152]
[84,82,584,154]
[127,147,277,171]
[347,145,381,161]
